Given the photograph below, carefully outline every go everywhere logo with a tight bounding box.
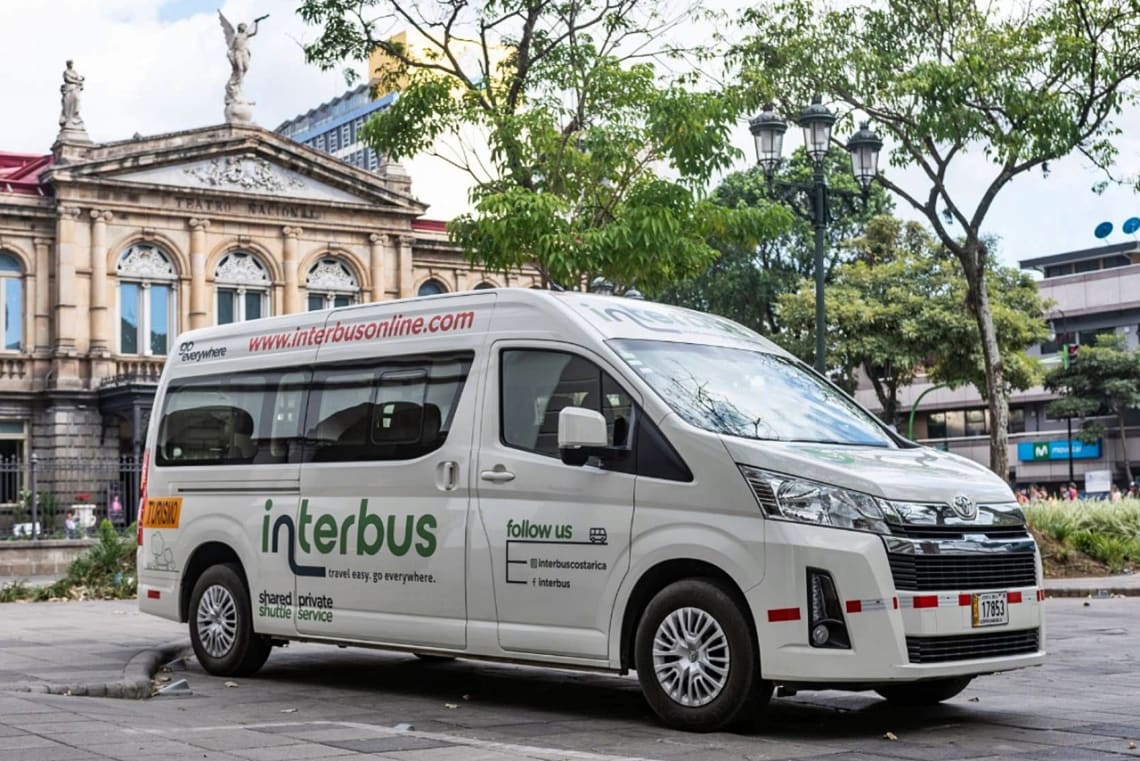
[262,499,438,577]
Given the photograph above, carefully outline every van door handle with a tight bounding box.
[480,467,516,483]
[436,461,458,491]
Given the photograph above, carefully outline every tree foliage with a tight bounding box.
[735,0,1140,475]
[1045,333,1140,485]
[298,0,789,290]
[777,217,1049,427]
[657,147,890,335]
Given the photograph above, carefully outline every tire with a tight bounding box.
[634,579,771,732]
[189,563,271,677]
[875,676,973,706]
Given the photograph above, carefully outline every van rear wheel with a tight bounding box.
[189,563,271,677]
[634,579,770,732]
[875,676,973,705]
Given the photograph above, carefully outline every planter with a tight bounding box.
[71,503,98,532]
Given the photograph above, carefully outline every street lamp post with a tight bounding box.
[1049,308,1076,484]
[749,97,883,373]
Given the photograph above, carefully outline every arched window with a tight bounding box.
[117,243,176,355]
[306,257,359,311]
[0,252,24,352]
[473,282,496,291]
[418,278,447,297]
[215,251,270,324]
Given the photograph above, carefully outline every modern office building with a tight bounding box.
[274,85,394,173]
[856,242,1140,489]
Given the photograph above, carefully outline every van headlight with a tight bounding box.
[739,465,895,534]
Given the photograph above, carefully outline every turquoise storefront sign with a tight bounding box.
[1017,439,1102,462]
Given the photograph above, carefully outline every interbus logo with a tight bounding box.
[248,310,476,353]
[261,498,438,578]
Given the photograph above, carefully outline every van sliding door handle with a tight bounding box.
[480,468,516,483]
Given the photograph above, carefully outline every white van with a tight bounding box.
[138,290,1044,731]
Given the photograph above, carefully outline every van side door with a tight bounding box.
[293,331,479,649]
[474,342,638,661]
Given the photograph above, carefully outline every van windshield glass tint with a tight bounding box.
[610,339,893,447]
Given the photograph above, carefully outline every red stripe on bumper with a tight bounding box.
[767,607,801,622]
[913,595,939,608]
[845,600,862,614]
[1008,591,1023,604]
[959,594,972,607]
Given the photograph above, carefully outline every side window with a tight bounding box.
[305,352,473,462]
[157,370,309,466]
[501,349,633,458]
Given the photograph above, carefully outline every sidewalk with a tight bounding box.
[1043,572,1140,597]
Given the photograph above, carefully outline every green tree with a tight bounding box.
[298,0,789,291]
[657,146,890,336]
[778,218,1048,428]
[736,0,1140,476]
[1045,333,1140,485]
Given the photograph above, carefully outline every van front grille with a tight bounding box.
[889,552,1037,591]
[907,628,1040,663]
[890,524,1030,540]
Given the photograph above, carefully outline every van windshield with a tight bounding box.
[610,339,894,447]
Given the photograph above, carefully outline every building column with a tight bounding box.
[32,237,51,356]
[283,226,303,313]
[398,234,415,298]
[53,205,81,355]
[89,210,113,355]
[188,218,210,329]
[369,233,389,303]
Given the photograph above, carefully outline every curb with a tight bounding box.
[1044,587,1140,598]
[7,640,190,699]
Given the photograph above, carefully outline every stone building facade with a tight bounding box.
[0,124,537,513]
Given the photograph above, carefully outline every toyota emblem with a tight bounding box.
[950,494,978,520]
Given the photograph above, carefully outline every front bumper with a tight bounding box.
[747,522,1046,684]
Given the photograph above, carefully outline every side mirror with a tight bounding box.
[558,407,608,466]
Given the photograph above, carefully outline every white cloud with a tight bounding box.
[0,0,356,149]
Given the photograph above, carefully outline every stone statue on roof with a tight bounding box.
[59,60,85,130]
[218,11,269,123]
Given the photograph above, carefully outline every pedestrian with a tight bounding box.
[1067,482,1079,501]
[1111,484,1122,503]
[1129,482,1139,500]
[64,510,77,539]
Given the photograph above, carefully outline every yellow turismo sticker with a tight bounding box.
[144,497,182,529]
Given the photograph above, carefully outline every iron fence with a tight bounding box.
[0,454,141,539]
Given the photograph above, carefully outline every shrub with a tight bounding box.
[1026,499,1140,573]
[0,520,136,603]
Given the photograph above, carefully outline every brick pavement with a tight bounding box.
[0,597,1138,760]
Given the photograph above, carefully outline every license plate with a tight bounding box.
[971,591,1009,627]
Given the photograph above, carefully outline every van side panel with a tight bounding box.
[291,297,494,649]
[139,311,327,633]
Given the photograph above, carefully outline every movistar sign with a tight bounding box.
[1017,439,1102,462]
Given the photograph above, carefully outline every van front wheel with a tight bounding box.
[189,564,271,677]
[634,579,768,731]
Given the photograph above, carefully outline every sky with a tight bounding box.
[3,0,1140,268]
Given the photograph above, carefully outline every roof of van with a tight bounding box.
[165,288,790,370]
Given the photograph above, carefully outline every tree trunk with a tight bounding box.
[960,243,1010,479]
[1119,412,1134,485]
[865,363,898,428]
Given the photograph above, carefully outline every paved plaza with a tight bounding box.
[0,597,1137,760]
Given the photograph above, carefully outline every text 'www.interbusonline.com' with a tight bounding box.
[248,310,476,352]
